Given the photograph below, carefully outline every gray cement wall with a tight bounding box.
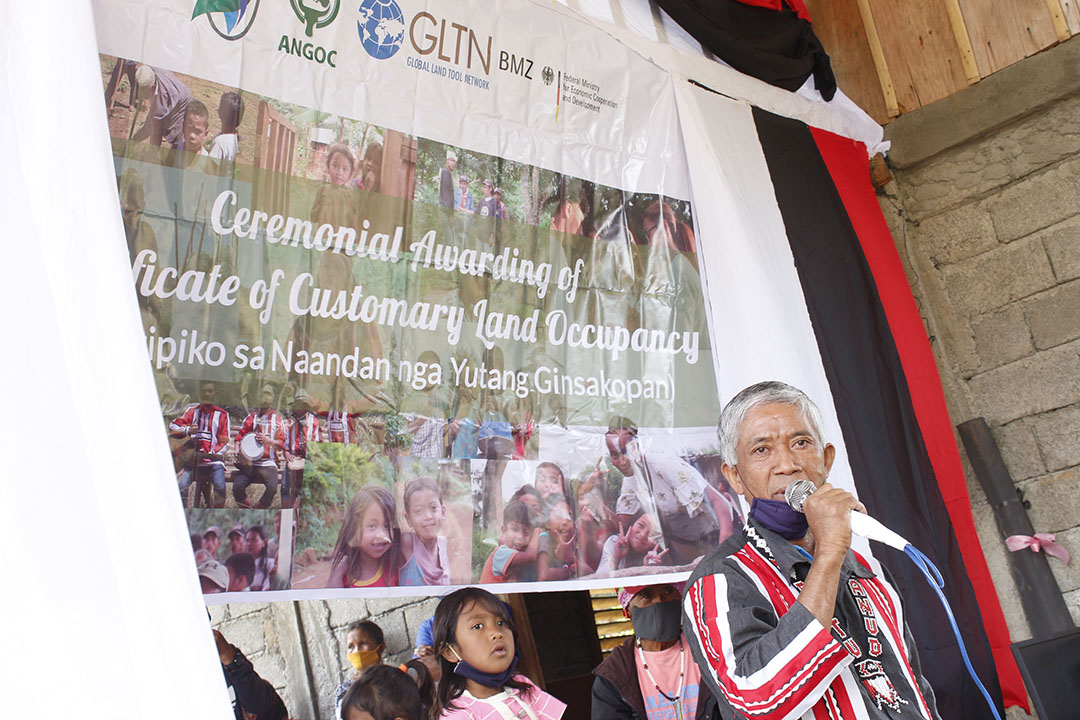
[881,36,1080,720]
[210,595,439,720]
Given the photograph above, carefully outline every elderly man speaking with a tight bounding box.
[682,381,941,720]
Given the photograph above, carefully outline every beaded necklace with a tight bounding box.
[635,636,687,720]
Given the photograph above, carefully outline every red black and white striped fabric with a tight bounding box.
[676,84,1025,717]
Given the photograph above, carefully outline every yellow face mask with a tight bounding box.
[347,649,381,671]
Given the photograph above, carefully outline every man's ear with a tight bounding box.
[721,462,745,496]
[823,443,836,474]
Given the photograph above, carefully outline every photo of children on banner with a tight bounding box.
[292,458,472,589]
[537,422,741,578]
[497,461,597,581]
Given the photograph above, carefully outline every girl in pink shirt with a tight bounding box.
[433,588,566,720]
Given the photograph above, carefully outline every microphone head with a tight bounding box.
[785,480,817,512]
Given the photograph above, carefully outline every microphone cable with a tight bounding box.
[902,543,1003,720]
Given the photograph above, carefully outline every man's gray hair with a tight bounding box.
[717,381,827,466]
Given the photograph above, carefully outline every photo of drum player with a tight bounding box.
[233,385,288,509]
[170,379,231,508]
[282,390,321,509]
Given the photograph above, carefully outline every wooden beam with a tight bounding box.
[854,0,899,117]
[957,418,1074,638]
[942,0,982,83]
[1047,0,1073,41]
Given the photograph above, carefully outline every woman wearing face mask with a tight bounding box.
[334,620,386,717]
[591,584,720,720]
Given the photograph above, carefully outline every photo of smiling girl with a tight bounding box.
[398,476,450,586]
[328,486,399,588]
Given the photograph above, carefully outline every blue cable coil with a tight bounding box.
[903,543,1003,720]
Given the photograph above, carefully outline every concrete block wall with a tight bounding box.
[880,40,1080,717]
[211,595,440,720]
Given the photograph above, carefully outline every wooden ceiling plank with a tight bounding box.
[865,0,969,113]
[943,0,982,83]
[1047,0,1073,40]
[959,0,1061,75]
[1059,0,1080,34]
[854,0,900,117]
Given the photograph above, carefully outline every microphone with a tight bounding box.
[784,480,910,550]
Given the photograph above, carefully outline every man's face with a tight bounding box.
[184,113,209,151]
[202,533,220,556]
[446,156,457,171]
[259,390,274,409]
[605,430,635,476]
[721,402,835,504]
[629,583,680,612]
[459,180,468,193]
[229,533,245,554]
[199,382,217,405]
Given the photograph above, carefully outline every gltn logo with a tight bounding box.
[291,0,340,37]
[357,0,406,60]
[191,0,261,40]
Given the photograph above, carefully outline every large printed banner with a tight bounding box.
[96,0,734,598]
[94,1,1023,712]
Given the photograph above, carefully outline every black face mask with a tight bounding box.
[630,599,682,642]
[748,496,810,540]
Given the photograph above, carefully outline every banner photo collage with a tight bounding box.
[98,0,738,598]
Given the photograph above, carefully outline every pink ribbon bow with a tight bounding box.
[1005,533,1070,564]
